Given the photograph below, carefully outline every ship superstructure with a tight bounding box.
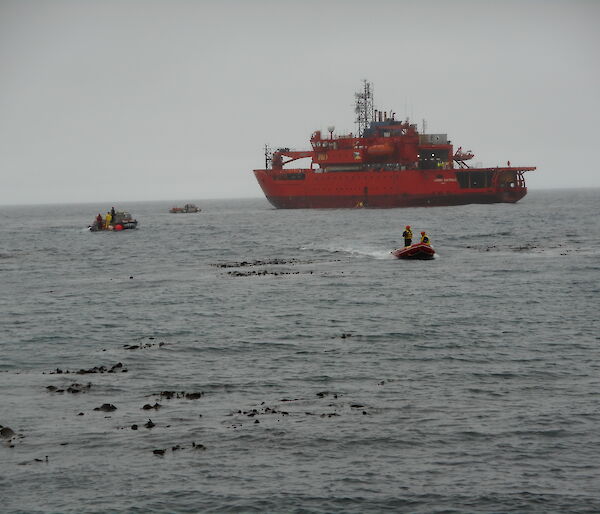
[253,81,535,208]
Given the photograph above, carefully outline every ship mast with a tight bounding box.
[354,79,374,137]
[264,144,272,169]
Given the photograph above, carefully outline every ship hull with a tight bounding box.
[254,168,528,209]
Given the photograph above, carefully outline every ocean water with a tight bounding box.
[1,189,599,513]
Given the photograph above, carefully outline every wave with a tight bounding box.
[301,242,396,260]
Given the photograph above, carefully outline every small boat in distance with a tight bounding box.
[391,242,435,260]
[169,204,201,213]
[89,211,138,232]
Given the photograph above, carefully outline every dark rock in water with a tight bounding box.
[145,419,155,428]
[142,403,161,410]
[76,366,106,375]
[157,390,201,400]
[108,362,123,373]
[93,403,117,412]
[316,391,340,399]
[124,342,165,350]
[131,424,138,430]
[48,382,92,394]
[53,363,127,375]
[75,382,91,391]
[191,442,206,450]
[78,412,84,416]
[350,404,365,408]
[153,449,165,456]
[172,445,181,451]
[1,426,16,439]
[254,419,260,424]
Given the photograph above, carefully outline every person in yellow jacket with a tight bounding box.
[105,211,112,229]
[402,225,413,247]
[420,231,430,245]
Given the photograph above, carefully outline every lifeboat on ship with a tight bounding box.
[391,242,435,260]
[366,143,394,157]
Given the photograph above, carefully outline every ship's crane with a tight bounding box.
[271,148,313,169]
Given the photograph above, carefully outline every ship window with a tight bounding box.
[419,149,450,170]
[383,131,391,137]
[455,171,494,188]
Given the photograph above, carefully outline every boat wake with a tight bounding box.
[301,243,395,260]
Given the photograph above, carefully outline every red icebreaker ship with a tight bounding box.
[253,81,536,208]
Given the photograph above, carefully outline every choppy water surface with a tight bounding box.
[1,189,599,513]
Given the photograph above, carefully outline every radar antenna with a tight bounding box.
[354,80,374,137]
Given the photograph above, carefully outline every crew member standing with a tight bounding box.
[105,211,112,229]
[420,231,430,245]
[402,225,413,247]
[96,213,103,230]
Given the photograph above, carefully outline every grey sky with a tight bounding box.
[1,0,598,205]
